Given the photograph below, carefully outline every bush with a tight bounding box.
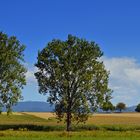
[116,102,126,112]
[135,104,140,112]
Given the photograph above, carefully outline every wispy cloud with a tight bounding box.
[25,63,37,84]
[103,57,140,106]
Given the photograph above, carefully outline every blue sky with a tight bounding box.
[0,0,140,106]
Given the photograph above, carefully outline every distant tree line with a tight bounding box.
[101,102,126,113]
[102,102,140,113]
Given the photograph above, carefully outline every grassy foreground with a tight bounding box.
[0,130,140,140]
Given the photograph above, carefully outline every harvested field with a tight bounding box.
[87,113,140,125]
[19,112,140,126]
[93,113,140,118]
[23,112,55,120]
[2,112,23,115]
[1,112,140,127]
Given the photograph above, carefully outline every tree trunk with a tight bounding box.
[66,112,71,131]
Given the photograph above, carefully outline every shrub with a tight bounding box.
[135,104,140,112]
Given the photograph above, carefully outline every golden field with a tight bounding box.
[23,112,55,119]
[22,112,140,126]
[1,112,140,127]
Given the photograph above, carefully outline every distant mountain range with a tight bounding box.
[3,101,54,112]
[2,101,137,112]
[124,106,136,112]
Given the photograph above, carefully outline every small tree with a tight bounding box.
[0,32,26,115]
[35,35,112,131]
[102,101,115,112]
[135,104,140,112]
[116,102,126,112]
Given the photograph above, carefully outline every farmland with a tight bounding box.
[1,112,140,126]
[0,112,140,139]
[25,112,140,126]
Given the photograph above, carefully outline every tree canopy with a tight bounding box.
[0,32,26,115]
[135,104,140,112]
[102,101,115,112]
[116,102,126,112]
[35,34,112,131]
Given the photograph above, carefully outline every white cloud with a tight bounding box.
[103,57,140,106]
[22,63,47,102]
[25,64,37,84]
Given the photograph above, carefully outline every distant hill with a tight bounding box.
[124,106,136,112]
[9,101,54,112]
[1,101,137,112]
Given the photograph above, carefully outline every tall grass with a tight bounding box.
[0,130,140,140]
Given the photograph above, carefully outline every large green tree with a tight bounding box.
[0,32,26,115]
[35,35,112,131]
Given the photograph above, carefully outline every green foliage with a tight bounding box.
[135,104,140,112]
[0,32,26,114]
[102,101,115,112]
[116,103,126,112]
[35,34,112,131]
